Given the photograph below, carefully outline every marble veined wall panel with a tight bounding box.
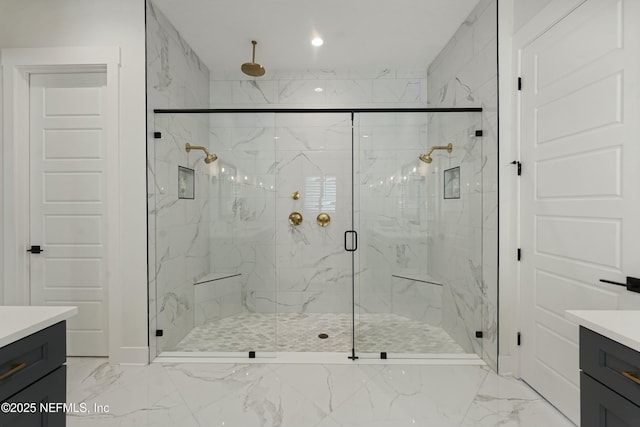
[427,0,498,370]
[147,0,210,356]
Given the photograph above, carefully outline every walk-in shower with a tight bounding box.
[148,108,489,361]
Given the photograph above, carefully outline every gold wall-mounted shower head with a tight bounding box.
[419,143,453,163]
[186,143,218,164]
[419,153,433,164]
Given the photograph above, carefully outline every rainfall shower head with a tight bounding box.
[185,143,218,164]
[241,40,266,77]
[419,143,453,163]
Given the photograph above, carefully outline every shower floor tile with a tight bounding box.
[172,313,466,354]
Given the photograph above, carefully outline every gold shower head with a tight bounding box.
[419,143,453,163]
[186,143,217,164]
[241,40,265,77]
[419,153,433,163]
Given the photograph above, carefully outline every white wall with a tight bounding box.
[513,0,553,32]
[497,0,517,375]
[0,0,147,363]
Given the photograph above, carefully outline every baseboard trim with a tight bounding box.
[118,346,149,365]
[498,355,515,376]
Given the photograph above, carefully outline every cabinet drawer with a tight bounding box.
[580,326,640,406]
[0,322,66,402]
[0,365,66,427]
[581,372,640,427]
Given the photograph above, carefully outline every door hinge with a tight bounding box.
[517,77,522,91]
[475,331,483,338]
[517,332,521,346]
[511,160,522,176]
[154,132,162,139]
[155,329,163,337]
[475,130,483,137]
[517,248,521,261]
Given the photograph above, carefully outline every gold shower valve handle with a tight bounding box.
[289,212,303,226]
[316,213,330,227]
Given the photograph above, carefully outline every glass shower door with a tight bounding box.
[354,111,485,358]
[150,109,489,359]
[151,112,277,356]
[272,113,353,352]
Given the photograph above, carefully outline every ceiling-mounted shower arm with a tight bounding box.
[419,143,453,163]
[241,40,266,77]
[185,143,217,164]
[251,40,257,63]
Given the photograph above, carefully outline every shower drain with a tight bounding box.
[318,333,329,339]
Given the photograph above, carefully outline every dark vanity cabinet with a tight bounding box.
[580,326,640,427]
[0,321,67,427]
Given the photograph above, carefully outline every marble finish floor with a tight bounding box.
[172,313,466,354]
[66,357,576,427]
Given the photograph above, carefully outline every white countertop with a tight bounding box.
[0,306,77,348]
[566,310,640,352]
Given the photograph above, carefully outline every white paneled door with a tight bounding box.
[29,73,109,356]
[519,0,640,423]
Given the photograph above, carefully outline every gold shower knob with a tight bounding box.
[316,213,330,227]
[289,212,303,226]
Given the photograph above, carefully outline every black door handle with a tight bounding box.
[599,279,625,287]
[27,245,43,254]
[600,277,640,294]
[344,230,358,252]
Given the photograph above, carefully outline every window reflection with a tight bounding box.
[304,176,336,212]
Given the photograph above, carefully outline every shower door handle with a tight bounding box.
[344,230,358,252]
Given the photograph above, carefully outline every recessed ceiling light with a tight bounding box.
[311,37,324,47]
[314,87,323,93]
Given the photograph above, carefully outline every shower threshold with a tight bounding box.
[153,313,485,365]
[153,351,484,366]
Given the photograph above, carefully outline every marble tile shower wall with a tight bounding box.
[425,113,483,353]
[356,113,441,325]
[146,0,211,355]
[208,113,355,315]
[207,113,277,318]
[210,70,431,316]
[426,0,498,370]
[210,69,427,108]
[209,71,430,316]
